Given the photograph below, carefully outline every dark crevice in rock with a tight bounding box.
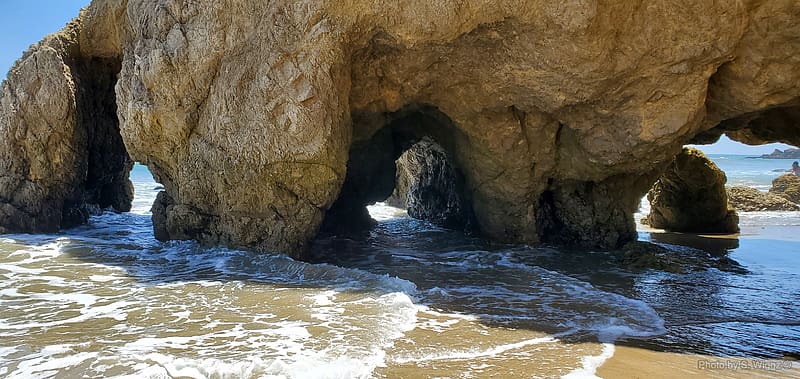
[61,56,133,228]
[535,174,656,250]
[534,189,563,244]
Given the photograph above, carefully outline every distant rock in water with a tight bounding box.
[727,186,800,211]
[646,148,739,233]
[770,174,800,204]
[760,148,800,159]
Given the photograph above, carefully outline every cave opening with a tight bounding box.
[321,105,476,236]
[73,55,164,228]
[640,131,800,236]
[61,55,136,228]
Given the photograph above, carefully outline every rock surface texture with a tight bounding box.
[2,1,800,258]
[770,174,800,204]
[646,148,739,233]
[0,17,132,234]
[727,185,800,212]
[387,137,474,230]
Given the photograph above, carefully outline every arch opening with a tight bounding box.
[70,56,134,222]
[321,105,476,235]
[643,129,800,236]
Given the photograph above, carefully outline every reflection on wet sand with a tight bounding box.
[647,231,740,255]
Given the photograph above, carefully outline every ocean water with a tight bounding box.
[0,157,798,378]
[710,154,800,191]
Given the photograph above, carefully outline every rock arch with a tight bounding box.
[1,0,799,259]
[321,105,475,234]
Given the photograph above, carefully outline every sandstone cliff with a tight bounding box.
[1,0,799,258]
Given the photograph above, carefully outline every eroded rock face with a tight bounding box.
[770,174,800,204]
[2,0,800,256]
[0,16,132,234]
[389,138,474,230]
[646,148,739,233]
[727,186,800,212]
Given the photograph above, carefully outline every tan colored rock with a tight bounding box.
[696,0,800,146]
[646,148,739,233]
[727,186,800,212]
[0,15,132,234]
[770,174,800,204]
[2,0,800,257]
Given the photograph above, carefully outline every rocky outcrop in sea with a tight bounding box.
[727,186,800,211]
[2,1,800,257]
[770,174,800,204]
[760,148,800,159]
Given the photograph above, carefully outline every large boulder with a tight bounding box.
[646,148,739,233]
[727,186,800,211]
[770,174,800,204]
[2,0,800,257]
[388,138,474,230]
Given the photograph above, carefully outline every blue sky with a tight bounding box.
[1,1,89,77]
[0,1,795,155]
[689,135,794,155]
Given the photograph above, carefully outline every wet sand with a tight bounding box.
[613,211,800,379]
[599,345,799,379]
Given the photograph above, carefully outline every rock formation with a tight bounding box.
[386,137,474,230]
[646,148,739,233]
[0,17,132,234]
[1,1,800,258]
[760,148,800,159]
[617,241,746,274]
[770,174,800,204]
[727,186,800,212]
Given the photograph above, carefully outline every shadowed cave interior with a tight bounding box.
[320,105,477,236]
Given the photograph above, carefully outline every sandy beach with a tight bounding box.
[599,345,799,379]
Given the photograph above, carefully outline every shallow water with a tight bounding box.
[0,160,799,378]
